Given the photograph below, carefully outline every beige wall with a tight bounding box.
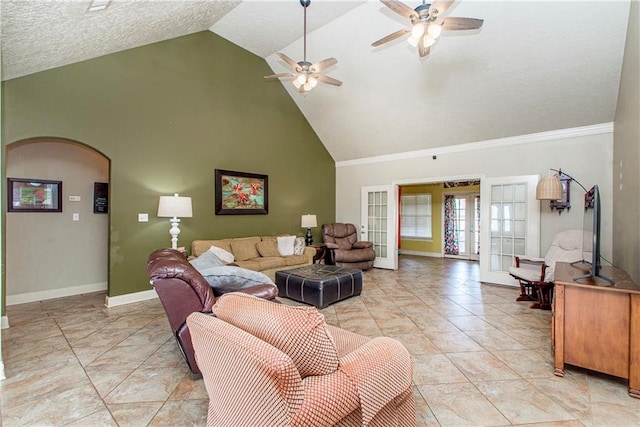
[613,0,640,283]
[6,139,109,303]
[336,130,614,259]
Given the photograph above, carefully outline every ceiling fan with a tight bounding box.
[372,0,483,58]
[264,0,342,93]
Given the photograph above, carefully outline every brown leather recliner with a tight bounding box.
[146,248,278,374]
[321,223,376,270]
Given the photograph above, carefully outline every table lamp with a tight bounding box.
[301,214,317,246]
[157,193,193,250]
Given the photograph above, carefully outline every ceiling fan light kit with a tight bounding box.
[264,0,342,94]
[372,0,483,58]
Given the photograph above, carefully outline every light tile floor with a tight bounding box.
[2,256,640,426]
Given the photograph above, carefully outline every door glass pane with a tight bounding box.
[489,183,528,272]
[366,190,387,259]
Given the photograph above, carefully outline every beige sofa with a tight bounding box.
[191,236,315,280]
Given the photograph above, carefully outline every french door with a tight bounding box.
[479,176,540,286]
[444,193,480,261]
[360,185,397,270]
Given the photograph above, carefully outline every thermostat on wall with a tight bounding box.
[69,195,81,202]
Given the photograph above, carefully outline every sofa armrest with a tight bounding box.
[234,284,278,300]
[325,242,340,249]
[352,241,373,249]
[514,256,544,266]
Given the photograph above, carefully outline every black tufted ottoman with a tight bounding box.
[275,264,363,309]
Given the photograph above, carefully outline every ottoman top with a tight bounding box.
[277,264,361,280]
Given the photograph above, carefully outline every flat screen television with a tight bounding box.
[571,185,615,284]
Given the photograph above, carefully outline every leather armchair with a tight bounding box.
[321,223,376,270]
[146,248,278,374]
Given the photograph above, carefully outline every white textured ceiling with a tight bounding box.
[0,0,631,161]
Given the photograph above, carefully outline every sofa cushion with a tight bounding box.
[233,260,261,271]
[189,250,225,270]
[231,237,261,261]
[254,257,287,270]
[256,240,281,257]
[277,235,296,256]
[198,266,274,293]
[191,239,233,257]
[294,237,305,255]
[285,255,309,266]
[213,293,339,377]
[209,246,235,264]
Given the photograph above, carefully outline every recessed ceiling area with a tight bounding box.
[0,0,631,161]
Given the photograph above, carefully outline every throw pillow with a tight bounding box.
[209,245,235,264]
[212,293,339,377]
[293,237,305,255]
[256,240,281,257]
[197,266,274,293]
[231,238,261,261]
[189,250,225,270]
[277,235,296,256]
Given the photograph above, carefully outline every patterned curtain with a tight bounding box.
[475,195,481,255]
[444,195,459,255]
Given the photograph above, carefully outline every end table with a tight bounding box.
[309,244,335,265]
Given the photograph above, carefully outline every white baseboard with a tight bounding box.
[399,250,442,258]
[6,282,108,306]
[1,316,9,330]
[104,289,158,308]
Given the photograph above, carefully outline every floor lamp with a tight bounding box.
[157,193,193,250]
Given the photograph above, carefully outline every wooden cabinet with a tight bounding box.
[552,262,640,398]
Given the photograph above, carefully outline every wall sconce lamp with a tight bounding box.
[157,193,193,249]
[301,214,317,246]
[536,168,588,215]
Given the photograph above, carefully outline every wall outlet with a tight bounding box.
[138,213,149,222]
[72,213,80,221]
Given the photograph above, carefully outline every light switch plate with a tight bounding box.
[69,195,81,202]
[138,213,149,222]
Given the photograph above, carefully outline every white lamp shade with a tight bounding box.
[301,214,317,228]
[536,175,563,201]
[158,194,193,218]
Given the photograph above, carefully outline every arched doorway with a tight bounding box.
[5,137,110,306]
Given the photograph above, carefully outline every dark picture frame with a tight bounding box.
[8,178,63,212]
[93,182,109,214]
[215,169,268,215]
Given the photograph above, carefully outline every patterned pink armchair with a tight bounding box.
[187,293,416,426]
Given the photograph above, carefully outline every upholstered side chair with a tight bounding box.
[508,229,583,309]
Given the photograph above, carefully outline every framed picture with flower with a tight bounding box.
[215,169,268,215]
[8,178,63,212]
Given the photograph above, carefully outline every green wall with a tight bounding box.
[1,31,336,298]
[400,184,443,253]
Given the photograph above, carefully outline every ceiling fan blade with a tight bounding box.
[264,73,295,80]
[372,28,411,47]
[316,74,343,87]
[428,0,456,18]
[380,0,417,20]
[442,17,484,31]
[310,57,337,73]
[276,52,300,71]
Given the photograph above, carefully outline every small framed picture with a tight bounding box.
[8,178,63,212]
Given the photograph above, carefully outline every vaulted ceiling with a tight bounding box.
[0,0,631,161]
